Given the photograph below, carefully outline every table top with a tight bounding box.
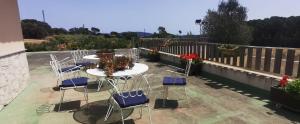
[83,55,99,60]
[86,63,149,77]
[83,54,125,60]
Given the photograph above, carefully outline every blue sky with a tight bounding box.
[18,0,300,34]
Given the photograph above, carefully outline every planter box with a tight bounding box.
[180,61,202,76]
[147,54,160,62]
[270,86,300,112]
[189,63,202,76]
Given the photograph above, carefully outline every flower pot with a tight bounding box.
[180,60,202,76]
[189,63,202,76]
[148,54,160,62]
[270,86,300,112]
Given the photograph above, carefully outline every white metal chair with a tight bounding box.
[162,59,192,107]
[105,74,152,124]
[50,54,81,73]
[50,60,89,111]
[71,50,93,67]
[131,48,140,63]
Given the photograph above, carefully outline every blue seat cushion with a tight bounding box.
[59,66,81,73]
[163,76,186,85]
[113,90,149,108]
[76,62,93,67]
[60,77,88,87]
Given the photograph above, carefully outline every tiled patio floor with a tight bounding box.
[0,52,299,124]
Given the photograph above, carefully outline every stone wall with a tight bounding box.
[0,52,29,110]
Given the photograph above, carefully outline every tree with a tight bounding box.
[121,32,138,40]
[69,27,91,35]
[91,27,100,35]
[202,0,252,44]
[157,26,170,38]
[21,19,53,39]
[110,31,119,37]
[52,28,68,35]
[248,16,300,47]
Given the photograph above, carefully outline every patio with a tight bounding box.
[0,51,299,124]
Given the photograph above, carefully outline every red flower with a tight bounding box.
[279,75,288,88]
[180,53,199,60]
[282,75,288,80]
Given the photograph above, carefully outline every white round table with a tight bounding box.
[83,54,125,61]
[86,63,149,77]
[83,55,99,60]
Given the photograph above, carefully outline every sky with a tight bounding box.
[18,0,300,35]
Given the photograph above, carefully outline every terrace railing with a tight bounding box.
[139,38,300,78]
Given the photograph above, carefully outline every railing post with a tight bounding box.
[273,48,283,74]
[246,47,253,69]
[239,47,245,67]
[285,49,295,76]
[263,48,272,72]
[255,48,262,70]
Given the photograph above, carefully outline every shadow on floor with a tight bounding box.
[73,100,134,124]
[199,72,269,102]
[75,81,113,93]
[263,103,300,123]
[199,72,300,123]
[153,99,178,109]
[53,100,82,112]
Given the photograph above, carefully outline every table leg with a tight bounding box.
[163,86,168,107]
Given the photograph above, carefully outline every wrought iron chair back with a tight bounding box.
[105,74,152,124]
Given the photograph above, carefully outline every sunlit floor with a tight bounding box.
[0,52,299,124]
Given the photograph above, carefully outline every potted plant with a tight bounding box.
[179,53,203,76]
[270,75,300,112]
[217,44,239,57]
[147,48,160,62]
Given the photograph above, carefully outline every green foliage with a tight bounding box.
[21,19,52,39]
[91,27,100,35]
[52,28,68,35]
[25,34,135,52]
[248,16,300,47]
[151,26,174,38]
[121,32,138,40]
[202,0,252,45]
[69,27,92,35]
[286,79,300,95]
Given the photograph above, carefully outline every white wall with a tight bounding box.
[0,0,29,110]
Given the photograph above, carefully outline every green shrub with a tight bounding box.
[286,79,300,95]
[24,34,136,52]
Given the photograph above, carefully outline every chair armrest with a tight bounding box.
[60,59,75,64]
[58,57,70,62]
[65,65,82,72]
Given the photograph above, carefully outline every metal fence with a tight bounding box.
[140,38,300,78]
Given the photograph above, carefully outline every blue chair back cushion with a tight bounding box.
[113,90,149,108]
[60,77,88,88]
[76,62,93,67]
[163,76,186,85]
[59,66,81,73]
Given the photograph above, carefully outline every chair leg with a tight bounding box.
[120,109,125,124]
[84,86,88,104]
[184,87,190,107]
[58,89,65,111]
[163,86,168,107]
[104,104,113,121]
[97,79,103,92]
[147,104,152,124]
[139,107,143,119]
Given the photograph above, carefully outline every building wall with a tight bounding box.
[0,0,29,110]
